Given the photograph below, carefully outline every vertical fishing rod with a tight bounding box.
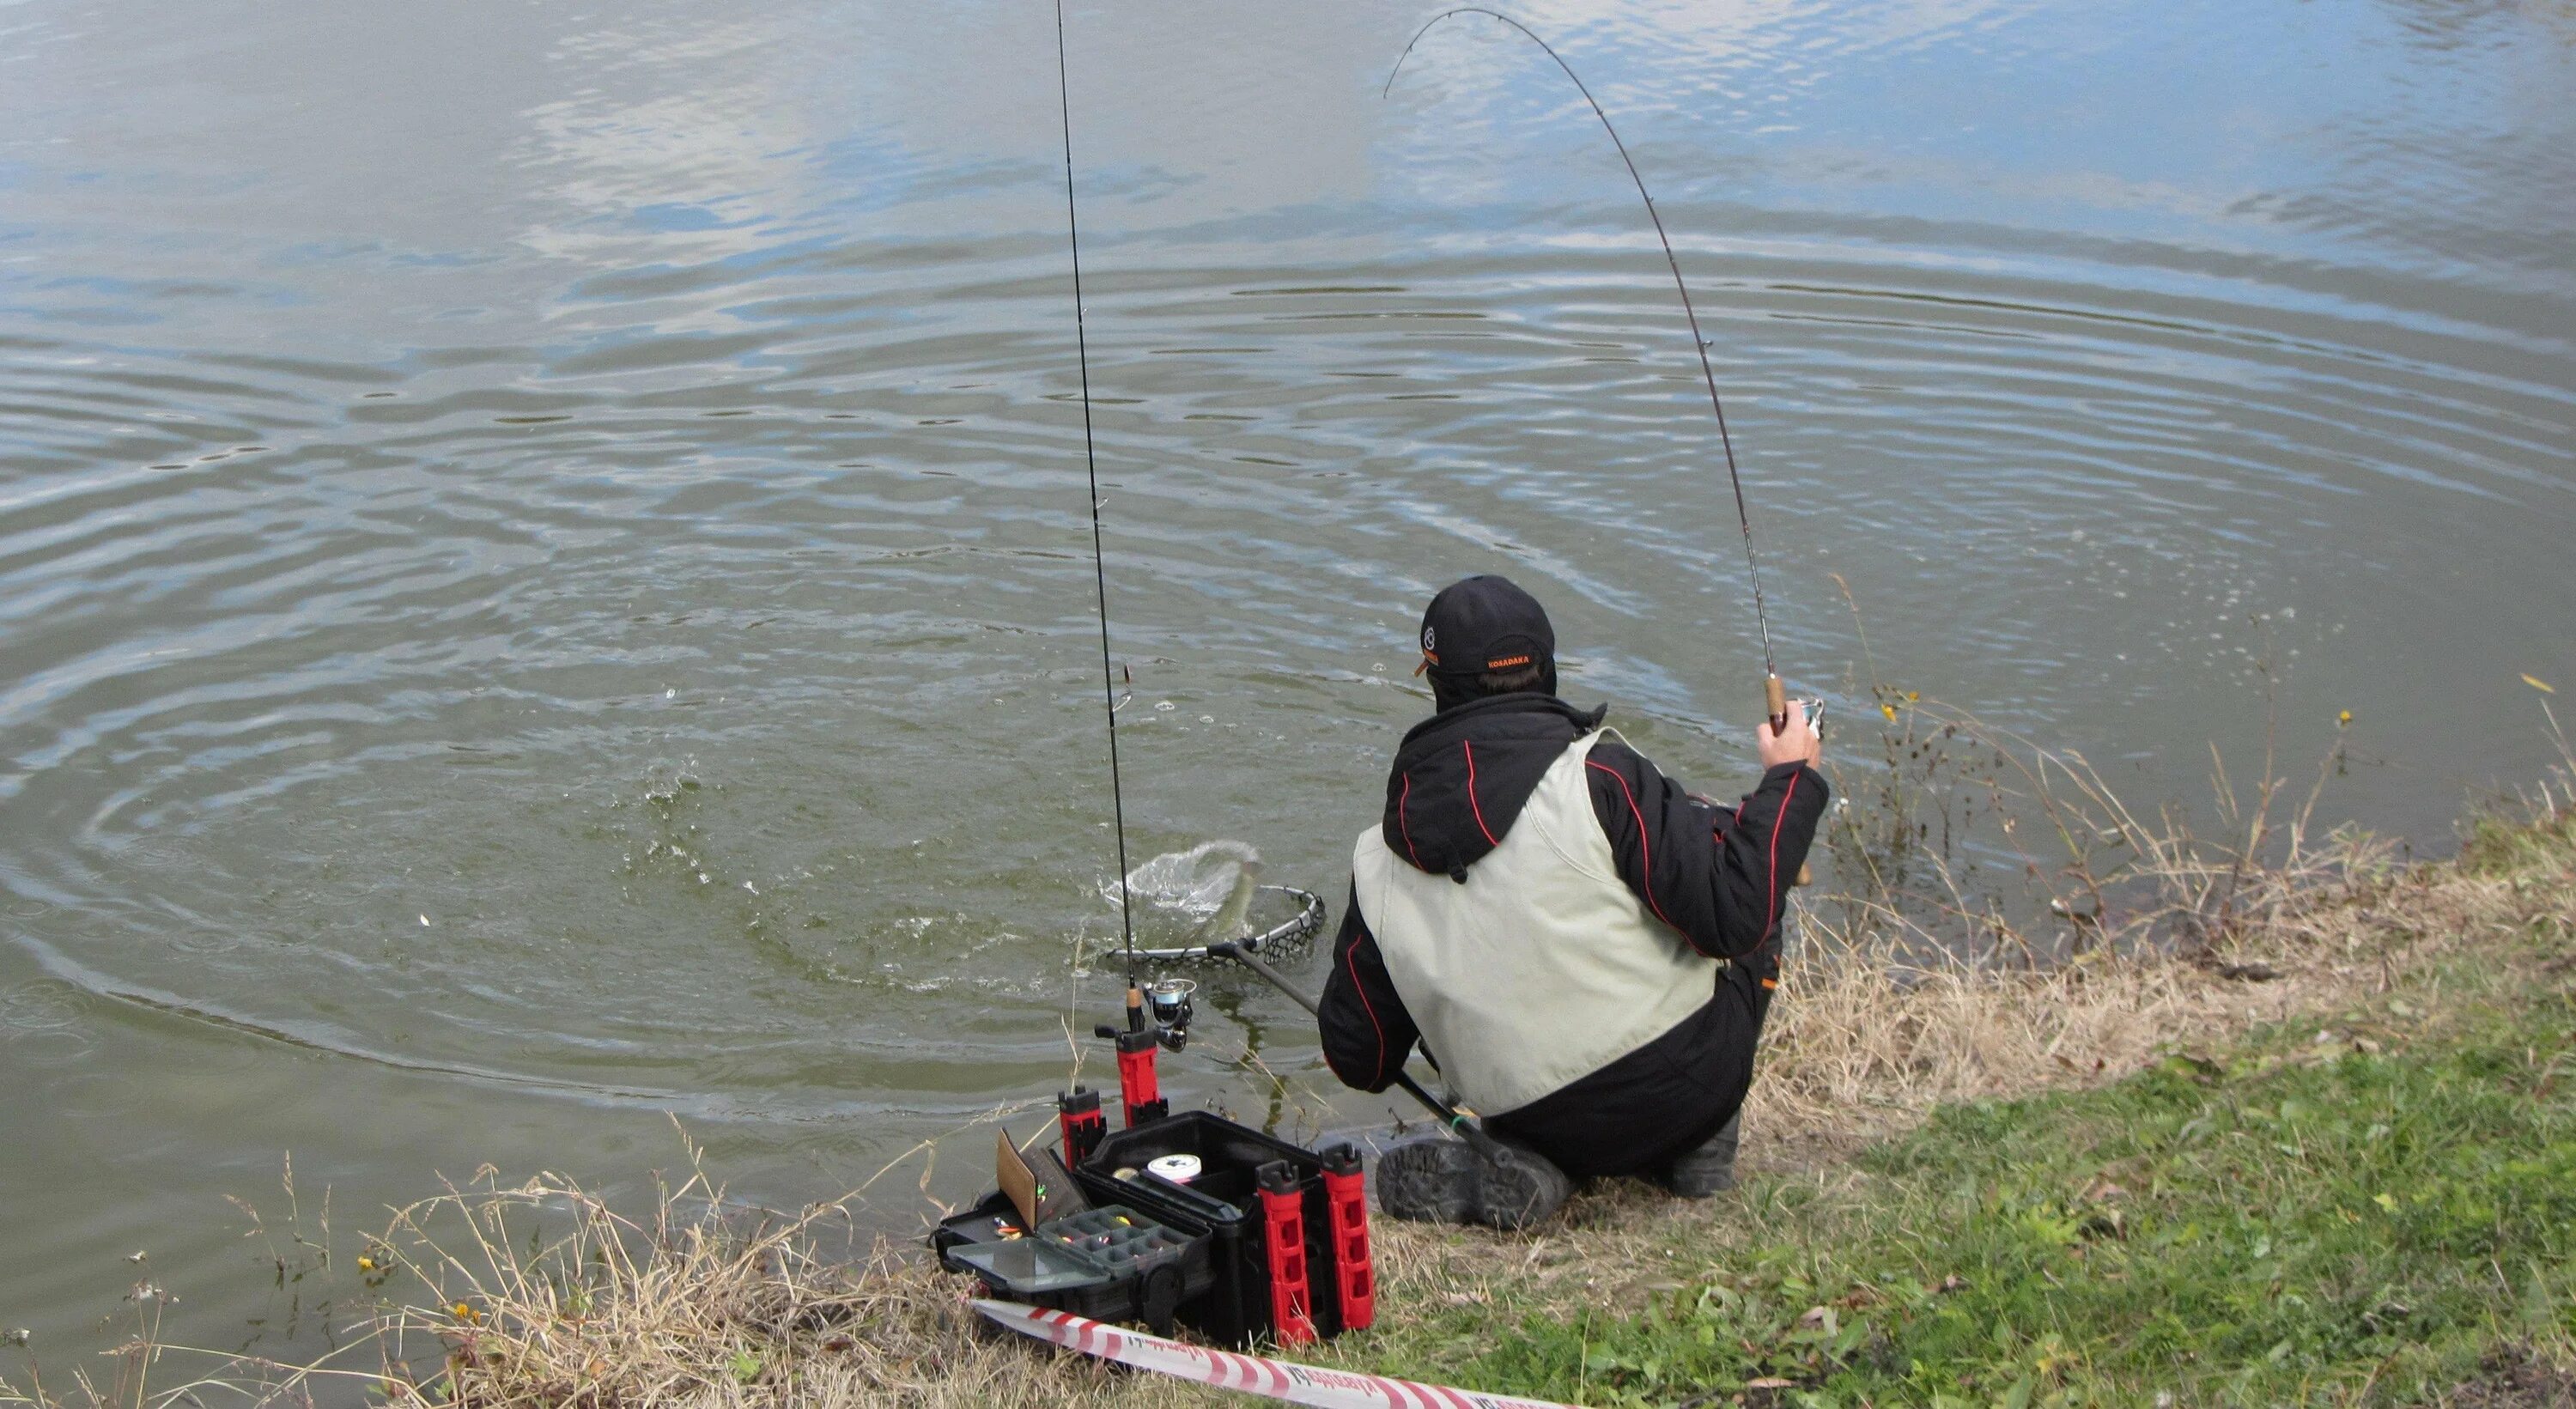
[1051,2,1188,1139]
[1387,8,1794,731]
[1054,0,1138,984]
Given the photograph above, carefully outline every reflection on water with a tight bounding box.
[2,0,2571,1347]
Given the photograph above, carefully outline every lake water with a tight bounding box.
[3,0,2571,1356]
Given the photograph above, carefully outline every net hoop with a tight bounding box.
[1124,884,1325,964]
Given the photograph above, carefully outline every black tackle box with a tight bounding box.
[933,1110,1355,1347]
[1073,1110,1347,1346]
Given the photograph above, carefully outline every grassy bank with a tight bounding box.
[8,793,2570,1408]
[1340,811,2576,1406]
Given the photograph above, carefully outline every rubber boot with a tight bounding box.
[1662,1109,1741,1198]
[1373,1133,1571,1230]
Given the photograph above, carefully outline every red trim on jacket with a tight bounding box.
[1763,768,1803,940]
[1586,759,1680,931]
[1462,741,1499,847]
[1344,933,1390,1090]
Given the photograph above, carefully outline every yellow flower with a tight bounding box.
[452,1302,483,1325]
[2337,710,2353,727]
[1880,703,1898,722]
[356,1255,376,1272]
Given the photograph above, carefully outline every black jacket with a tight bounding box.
[1317,693,1827,1175]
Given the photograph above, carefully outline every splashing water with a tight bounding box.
[1103,841,1266,948]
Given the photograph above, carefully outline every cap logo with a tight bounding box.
[1421,625,1436,653]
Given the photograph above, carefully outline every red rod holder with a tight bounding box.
[1256,1160,1316,1346]
[1320,1143,1375,1332]
[1057,1086,1106,1169]
[1114,1031,1166,1129]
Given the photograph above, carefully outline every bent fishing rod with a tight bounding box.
[1388,8,1797,733]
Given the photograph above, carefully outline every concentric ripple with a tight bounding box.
[0,0,2570,1344]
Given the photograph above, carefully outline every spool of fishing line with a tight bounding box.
[1145,1154,1202,1185]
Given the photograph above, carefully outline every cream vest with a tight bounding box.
[1351,731,1717,1117]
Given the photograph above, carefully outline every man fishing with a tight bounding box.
[1318,574,1826,1229]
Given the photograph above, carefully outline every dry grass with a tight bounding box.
[1753,770,2406,1156]
[341,1142,1236,1409]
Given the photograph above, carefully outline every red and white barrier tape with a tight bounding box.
[971,1299,1595,1409]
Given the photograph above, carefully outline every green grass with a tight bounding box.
[1349,938,2576,1406]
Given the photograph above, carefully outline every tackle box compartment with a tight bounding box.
[933,1197,1215,1335]
[930,1187,1031,1260]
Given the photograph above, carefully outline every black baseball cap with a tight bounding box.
[1413,574,1555,682]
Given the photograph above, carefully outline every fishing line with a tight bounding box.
[1386,8,1788,714]
[1054,0,1138,985]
